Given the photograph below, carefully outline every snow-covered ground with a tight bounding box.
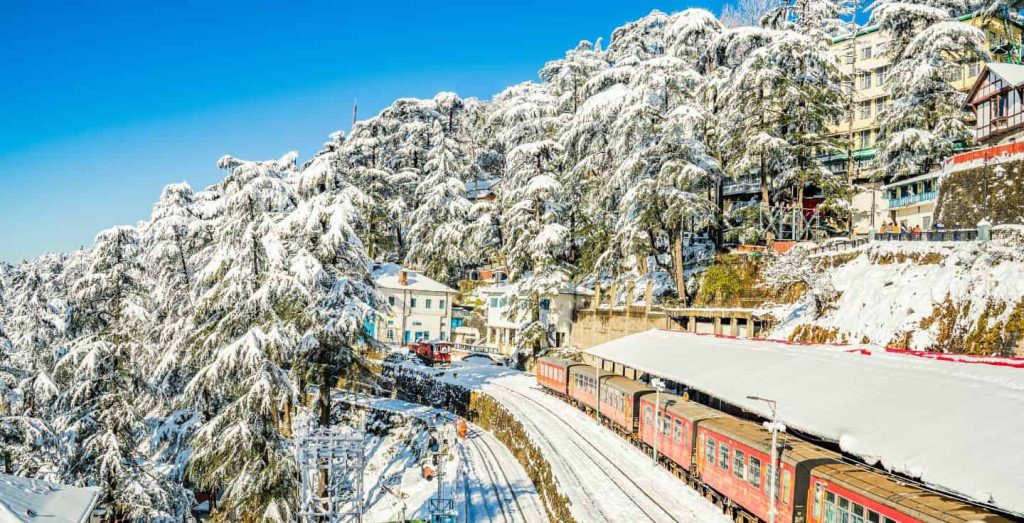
[770,239,1024,349]
[398,359,730,523]
[336,391,546,523]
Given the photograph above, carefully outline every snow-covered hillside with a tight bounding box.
[767,236,1024,355]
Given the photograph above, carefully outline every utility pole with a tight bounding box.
[594,359,601,425]
[352,99,358,128]
[651,378,666,467]
[748,395,785,523]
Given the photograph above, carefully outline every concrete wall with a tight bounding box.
[570,307,764,350]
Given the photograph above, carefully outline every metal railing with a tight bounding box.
[875,229,978,242]
[450,343,502,355]
[887,190,937,209]
[809,238,869,254]
[722,179,762,196]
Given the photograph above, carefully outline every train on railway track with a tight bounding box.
[410,340,453,367]
[535,357,1013,523]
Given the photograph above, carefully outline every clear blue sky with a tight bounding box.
[0,1,722,263]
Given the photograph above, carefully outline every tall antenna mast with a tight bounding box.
[352,99,358,128]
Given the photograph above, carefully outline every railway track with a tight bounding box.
[489,382,680,523]
[458,427,539,523]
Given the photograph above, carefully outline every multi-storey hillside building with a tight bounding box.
[826,12,1024,235]
[369,262,458,345]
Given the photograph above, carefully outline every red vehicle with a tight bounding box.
[568,364,651,435]
[411,340,452,367]
[638,392,722,476]
[536,356,579,396]
[537,370,1011,522]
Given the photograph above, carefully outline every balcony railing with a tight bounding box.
[887,190,937,209]
[722,179,762,196]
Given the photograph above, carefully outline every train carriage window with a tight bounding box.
[824,491,836,523]
[782,470,791,505]
[749,456,761,488]
[813,483,822,518]
[882,518,897,523]
[719,444,730,471]
[866,511,879,523]
[733,450,746,480]
[837,497,850,522]
[645,406,653,428]
[706,438,716,466]
[673,419,682,442]
[852,503,865,523]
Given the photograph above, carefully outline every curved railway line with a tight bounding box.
[489,382,682,522]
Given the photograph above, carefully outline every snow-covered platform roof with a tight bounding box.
[0,473,100,523]
[587,329,1024,516]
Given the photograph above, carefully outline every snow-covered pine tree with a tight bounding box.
[56,226,191,520]
[289,148,385,426]
[870,0,988,180]
[721,30,847,235]
[405,96,473,282]
[184,154,301,521]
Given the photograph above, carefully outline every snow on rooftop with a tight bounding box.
[0,473,100,523]
[371,262,456,293]
[588,329,1024,515]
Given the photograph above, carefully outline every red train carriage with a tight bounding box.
[808,462,1012,523]
[697,417,834,523]
[567,365,652,434]
[638,392,722,474]
[535,356,579,396]
[412,340,452,367]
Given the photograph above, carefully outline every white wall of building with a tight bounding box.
[377,288,454,345]
[371,263,457,346]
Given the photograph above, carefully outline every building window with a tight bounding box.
[845,52,854,65]
[860,46,872,60]
[386,329,395,340]
[859,129,872,148]
[749,456,762,488]
[490,297,499,308]
[719,444,730,470]
[733,450,746,480]
[875,97,886,115]
[969,62,981,77]
[388,296,395,306]
[410,297,417,308]
[706,438,716,466]
[425,298,433,309]
[876,66,888,85]
[439,299,446,309]
[860,71,872,89]
[860,101,871,119]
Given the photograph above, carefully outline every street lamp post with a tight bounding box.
[651,378,666,467]
[747,395,785,523]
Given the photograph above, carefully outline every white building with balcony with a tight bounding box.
[370,262,458,346]
[882,172,940,230]
[480,284,592,355]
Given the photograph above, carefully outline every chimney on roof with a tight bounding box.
[398,269,409,286]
